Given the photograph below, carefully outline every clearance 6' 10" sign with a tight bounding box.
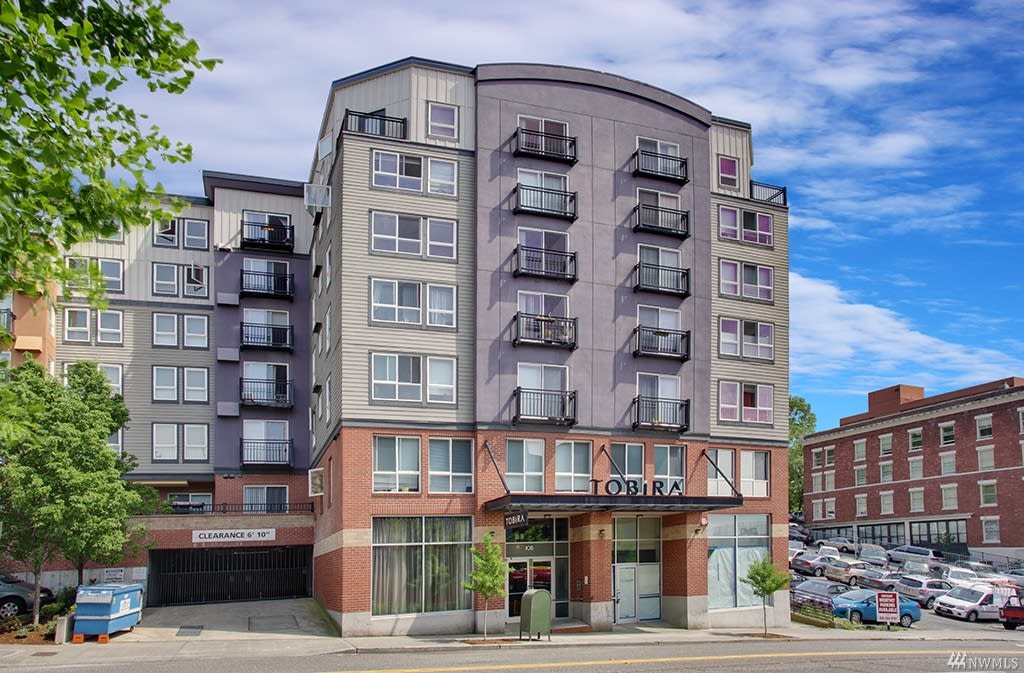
[192,528,277,543]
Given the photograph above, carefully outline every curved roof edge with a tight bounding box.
[476,63,712,127]
[330,56,474,90]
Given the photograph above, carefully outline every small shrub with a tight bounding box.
[42,619,58,636]
[40,603,62,622]
[54,586,77,609]
[15,627,31,639]
[0,616,25,635]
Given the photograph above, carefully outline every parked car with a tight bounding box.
[934,583,1018,622]
[816,545,841,560]
[1005,568,1024,578]
[788,525,811,544]
[895,575,954,609]
[788,541,806,562]
[791,579,848,610]
[887,545,944,569]
[859,570,906,592]
[791,552,833,577]
[832,588,921,627]
[940,567,981,587]
[819,536,858,554]
[789,511,805,525]
[899,560,932,576]
[824,559,874,586]
[0,573,53,620]
[857,544,888,567]
[999,593,1024,630]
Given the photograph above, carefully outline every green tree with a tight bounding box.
[788,396,817,512]
[0,0,217,304]
[740,555,792,636]
[463,532,510,640]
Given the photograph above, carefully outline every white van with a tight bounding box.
[933,583,1017,622]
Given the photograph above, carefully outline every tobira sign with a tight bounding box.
[504,510,529,528]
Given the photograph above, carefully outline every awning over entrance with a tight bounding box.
[483,493,743,513]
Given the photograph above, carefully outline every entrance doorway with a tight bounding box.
[614,565,637,623]
[507,558,553,619]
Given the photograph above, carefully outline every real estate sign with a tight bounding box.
[876,591,900,623]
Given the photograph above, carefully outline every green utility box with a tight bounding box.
[519,588,552,641]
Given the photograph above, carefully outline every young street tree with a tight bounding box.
[788,396,817,511]
[463,532,510,640]
[740,555,793,636]
[0,0,217,304]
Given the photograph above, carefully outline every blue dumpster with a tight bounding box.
[73,583,144,638]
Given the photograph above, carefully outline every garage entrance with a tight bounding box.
[147,546,312,607]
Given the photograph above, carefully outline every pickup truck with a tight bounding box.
[999,594,1024,630]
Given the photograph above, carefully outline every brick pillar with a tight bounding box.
[569,512,614,630]
[662,511,708,628]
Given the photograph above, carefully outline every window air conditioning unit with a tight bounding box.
[304,183,331,215]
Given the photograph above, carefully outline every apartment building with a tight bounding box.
[0,292,57,369]
[803,379,1024,560]
[307,58,791,636]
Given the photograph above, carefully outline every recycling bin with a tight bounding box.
[73,583,144,638]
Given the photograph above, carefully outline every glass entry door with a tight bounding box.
[615,565,638,623]
[507,559,554,620]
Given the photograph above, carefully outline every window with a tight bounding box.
[610,443,644,489]
[636,137,681,176]
[719,318,774,359]
[853,439,866,462]
[1019,408,1024,434]
[718,155,739,189]
[97,310,122,344]
[183,424,208,461]
[719,260,773,301]
[979,480,997,507]
[555,440,591,492]
[372,354,422,401]
[427,158,457,196]
[823,470,835,491]
[811,473,822,492]
[654,444,685,492]
[824,446,836,465]
[153,263,178,295]
[324,375,332,421]
[429,438,472,492]
[183,315,208,348]
[373,436,420,492]
[981,516,1000,543]
[740,450,769,497]
[324,245,332,290]
[940,422,955,446]
[324,308,331,352]
[427,218,456,259]
[371,212,421,255]
[99,224,123,243]
[153,423,178,461]
[707,448,734,496]
[154,220,177,246]
[183,367,208,402]
[427,102,458,138]
[97,363,122,395]
[426,357,456,403]
[371,516,472,615]
[183,218,208,249]
[243,485,288,513]
[823,498,836,520]
[518,116,570,155]
[812,500,823,521]
[855,494,868,517]
[99,259,123,292]
[108,429,122,454]
[854,465,867,486]
[879,461,893,483]
[941,484,958,509]
[426,284,455,327]
[153,366,177,401]
[908,456,923,479]
[880,491,894,515]
[719,206,772,246]
[637,372,683,425]
[371,279,421,324]
[372,150,422,191]
[811,449,823,468]
[707,514,769,610]
[940,451,957,475]
[153,313,177,346]
[518,169,569,213]
[976,414,993,440]
[64,308,89,342]
[908,428,923,451]
[184,265,208,298]
[878,434,892,456]
[909,488,924,512]
[506,438,544,492]
[977,446,994,471]
[718,381,773,423]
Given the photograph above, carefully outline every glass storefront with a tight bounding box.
[506,517,569,618]
[707,514,769,609]
[613,516,662,621]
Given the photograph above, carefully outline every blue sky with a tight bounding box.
[131,0,1024,430]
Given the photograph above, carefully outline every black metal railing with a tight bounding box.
[513,388,577,425]
[240,270,294,299]
[0,309,11,332]
[342,109,407,139]
[239,378,294,407]
[634,262,690,296]
[632,396,690,431]
[513,184,578,220]
[513,128,578,164]
[240,220,294,250]
[633,150,688,183]
[633,326,690,359]
[240,322,294,350]
[240,439,292,465]
[513,313,577,349]
[168,502,313,515]
[633,204,689,238]
[513,245,577,282]
[750,180,787,206]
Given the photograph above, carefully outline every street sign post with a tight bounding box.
[876,591,900,629]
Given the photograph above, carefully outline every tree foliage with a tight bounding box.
[788,396,817,511]
[0,0,217,304]
[463,532,510,640]
[740,555,792,636]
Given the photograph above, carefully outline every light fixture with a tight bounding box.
[599,528,606,539]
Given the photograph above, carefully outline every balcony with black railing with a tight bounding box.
[513,313,577,350]
[633,326,690,360]
[240,323,293,350]
[513,387,577,425]
[240,220,294,251]
[632,396,690,432]
[513,245,577,282]
[513,184,578,220]
[165,501,312,515]
[342,109,407,139]
[633,262,690,296]
[633,204,689,238]
[750,179,788,206]
[632,150,688,183]
[239,378,294,407]
[239,269,294,299]
[513,128,578,164]
[240,438,292,466]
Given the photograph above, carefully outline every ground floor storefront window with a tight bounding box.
[613,516,662,621]
[707,514,769,609]
[506,517,570,618]
[371,516,472,616]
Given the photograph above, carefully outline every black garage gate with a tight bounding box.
[147,545,312,606]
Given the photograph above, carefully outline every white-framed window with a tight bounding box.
[879,491,894,515]
[654,444,685,492]
[372,436,420,492]
[64,307,90,342]
[940,450,957,475]
[427,102,458,139]
[979,480,997,507]
[879,434,892,456]
[636,136,681,172]
[183,424,208,461]
[324,244,332,290]
[97,363,122,395]
[152,423,178,461]
[718,380,773,423]
[719,206,772,246]
[154,220,177,247]
[853,438,866,462]
[98,259,123,292]
[183,315,208,348]
[855,494,868,517]
[97,310,122,344]
[718,155,739,189]
[426,356,455,403]
[824,446,836,465]
[854,465,867,486]
[823,498,836,520]
[976,414,993,440]
[811,448,823,468]
[66,255,89,289]
[908,428,923,451]
[977,445,995,471]
[941,484,958,509]
[426,284,456,327]
[940,422,955,446]
[427,218,456,259]
[153,262,178,295]
[908,487,925,512]
[517,168,569,212]
[243,485,289,513]
[153,365,178,401]
[981,516,1000,543]
[879,461,893,483]
[555,440,591,492]
[108,428,123,454]
[153,312,178,346]
[610,442,644,488]
[740,450,769,497]
[812,499,823,521]
[324,308,331,352]
[372,150,423,191]
[811,473,822,493]
[427,158,457,196]
[324,374,331,422]
[823,470,835,491]
[99,224,124,243]
[908,456,923,479]
[518,115,570,150]
[183,367,208,402]
[371,353,421,401]
[184,265,208,298]
[719,317,774,359]
[1019,408,1024,434]
[428,438,472,493]
[719,260,774,301]
[371,211,421,255]
[506,438,544,492]
[707,447,734,496]
[371,279,421,324]
[182,218,209,250]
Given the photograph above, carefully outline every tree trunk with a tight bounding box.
[76,561,85,588]
[31,565,43,627]
[483,602,488,640]
[762,598,768,636]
